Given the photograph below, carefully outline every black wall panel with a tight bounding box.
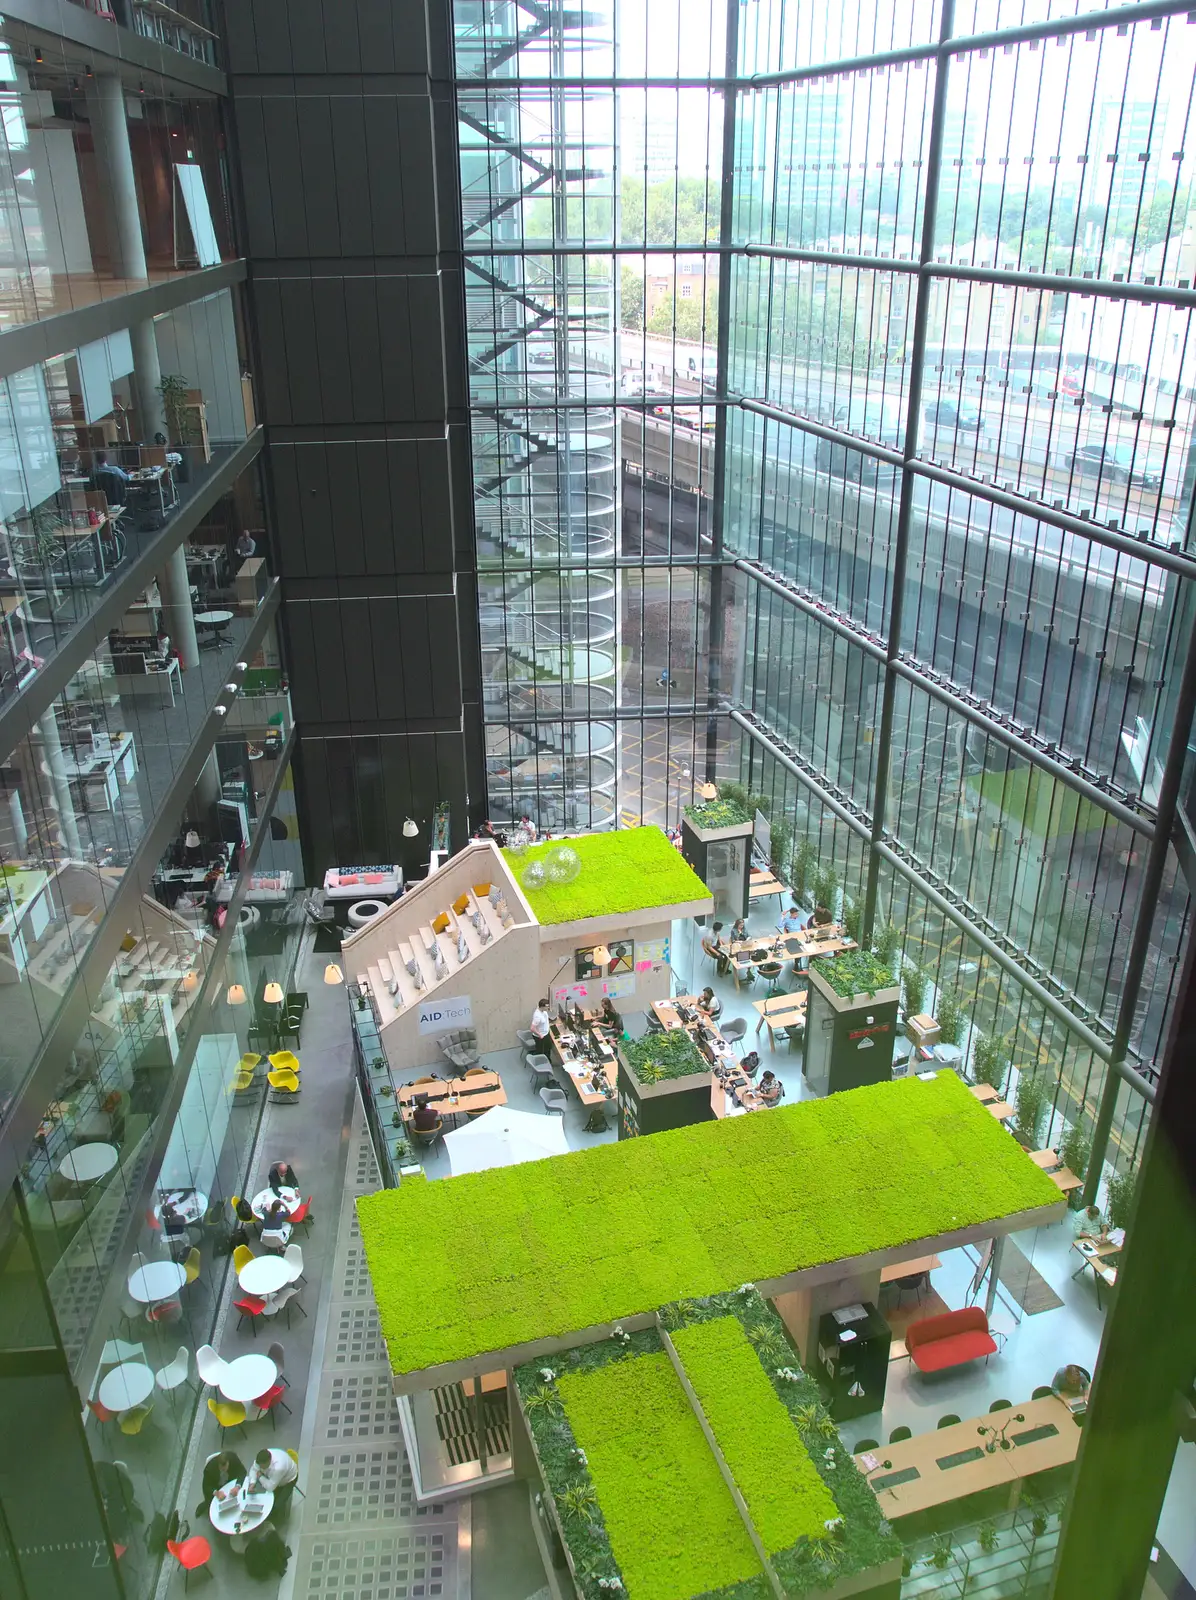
[223,0,482,872]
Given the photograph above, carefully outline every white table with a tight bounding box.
[219,1353,278,1404]
[58,732,137,812]
[98,1361,155,1411]
[59,1142,118,1183]
[209,1483,274,1549]
[155,1188,209,1224]
[250,1186,301,1220]
[238,1256,291,1297]
[127,1261,187,1304]
[195,609,235,649]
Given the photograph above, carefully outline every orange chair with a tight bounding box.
[166,1534,212,1591]
[235,1292,267,1335]
[87,1397,117,1425]
[252,1381,293,1428]
[290,1196,313,1231]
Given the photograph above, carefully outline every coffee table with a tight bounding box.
[59,1142,118,1183]
[251,1186,301,1220]
[219,1353,278,1404]
[195,608,234,649]
[98,1361,155,1411]
[238,1255,292,1297]
[210,1482,274,1550]
[127,1260,187,1304]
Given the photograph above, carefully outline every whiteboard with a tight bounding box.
[0,364,58,519]
[78,330,134,423]
[174,163,220,266]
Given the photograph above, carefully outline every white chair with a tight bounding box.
[282,1243,305,1285]
[128,1250,150,1273]
[260,1224,291,1252]
[155,1346,191,1396]
[196,1345,228,1388]
[540,1085,569,1115]
[263,1284,307,1326]
[101,1339,144,1370]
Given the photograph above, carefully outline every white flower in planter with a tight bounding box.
[737,1282,756,1296]
[824,1517,844,1535]
[539,1367,556,1382]
[612,1324,631,1343]
[598,1578,623,1591]
[574,1448,588,1466]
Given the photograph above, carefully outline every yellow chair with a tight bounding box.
[233,1244,255,1275]
[119,1403,153,1436]
[286,1446,306,1500]
[231,1195,242,1212]
[239,1052,262,1073]
[208,1397,247,1435]
[232,1065,257,1097]
[184,1247,201,1285]
[268,1051,300,1076]
[268,1069,301,1101]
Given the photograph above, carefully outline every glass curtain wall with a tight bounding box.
[727,0,1196,1196]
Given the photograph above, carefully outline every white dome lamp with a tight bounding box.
[402,817,419,838]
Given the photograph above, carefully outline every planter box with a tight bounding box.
[681,815,755,844]
[808,967,901,1014]
[806,969,901,1096]
[680,814,755,921]
[615,1045,714,1138]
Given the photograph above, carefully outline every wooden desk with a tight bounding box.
[1071,1235,1121,1304]
[753,992,807,1049]
[878,1253,942,1285]
[1049,1167,1083,1194]
[652,996,699,1031]
[398,1072,506,1122]
[969,1083,1000,1104]
[987,1100,1015,1121]
[549,1021,618,1123]
[730,928,857,964]
[1029,1148,1059,1169]
[854,1395,1080,1519]
[748,873,786,900]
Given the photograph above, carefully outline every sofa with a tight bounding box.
[905,1307,998,1373]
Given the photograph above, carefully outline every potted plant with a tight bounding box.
[935,986,964,1046]
[1105,1168,1136,1231]
[1013,1072,1048,1148]
[808,949,900,1011]
[157,374,193,480]
[971,1033,1009,1095]
[873,920,901,977]
[811,864,839,914]
[978,1520,1000,1555]
[902,961,927,1019]
[927,1533,953,1570]
[791,838,818,905]
[769,814,793,879]
[1059,1120,1091,1206]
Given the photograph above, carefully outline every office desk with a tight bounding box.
[730,927,856,964]
[878,1253,942,1284]
[652,996,701,1030]
[398,1072,506,1123]
[855,1395,1080,1518]
[753,991,808,1048]
[0,868,55,977]
[748,871,786,900]
[969,1083,1000,1105]
[58,732,137,812]
[549,1023,618,1122]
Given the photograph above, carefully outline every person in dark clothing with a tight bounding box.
[243,1524,291,1580]
[268,1162,299,1190]
[197,1451,246,1517]
[599,998,622,1037]
[412,1101,438,1132]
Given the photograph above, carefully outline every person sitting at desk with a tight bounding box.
[262,1198,290,1231]
[729,916,748,942]
[160,1200,188,1240]
[91,450,132,500]
[777,902,809,934]
[599,998,622,1037]
[198,1450,246,1518]
[247,1445,299,1516]
[758,1070,784,1106]
[235,529,257,559]
[810,905,834,928]
[412,1099,439,1132]
[696,986,723,1021]
[268,1161,299,1191]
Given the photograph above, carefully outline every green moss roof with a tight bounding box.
[358,1072,1060,1378]
[503,825,710,924]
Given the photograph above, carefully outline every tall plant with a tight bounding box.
[1060,1120,1091,1210]
[1104,1168,1136,1232]
[902,962,927,1018]
[791,838,818,904]
[157,373,193,447]
[1013,1072,1048,1149]
[970,1033,1009,1094]
[842,895,861,944]
[769,814,794,879]
[873,921,901,977]
[935,987,964,1046]
[812,864,839,914]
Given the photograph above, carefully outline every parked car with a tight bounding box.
[1069,442,1163,490]
[925,398,981,431]
[815,395,903,483]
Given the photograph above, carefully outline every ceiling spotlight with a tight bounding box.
[85,63,93,77]
[224,682,238,694]
[235,661,247,671]
[592,944,611,966]
[34,48,43,64]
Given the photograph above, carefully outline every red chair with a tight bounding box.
[166,1534,212,1591]
[144,1208,161,1233]
[87,1397,117,1425]
[290,1196,313,1231]
[235,1292,267,1335]
[252,1381,293,1428]
[146,1300,182,1325]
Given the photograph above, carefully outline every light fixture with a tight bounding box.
[324,962,344,985]
[592,944,611,967]
[184,828,200,849]
[236,661,247,671]
[34,48,42,64]
[224,682,238,694]
[214,704,227,715]
[226,983,246,1005]
[402,817,418,837]
[85,62,93,77]
[697,780,718,800]
[263,980,284,1005]
[181,971,198,992]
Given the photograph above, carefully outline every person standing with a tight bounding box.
[530,997,551,1043]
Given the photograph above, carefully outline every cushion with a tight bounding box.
[909,1329,997,1373]
[337,874,358,886]
[364,873,384,884]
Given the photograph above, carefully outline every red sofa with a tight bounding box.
[905,1307,998,1373]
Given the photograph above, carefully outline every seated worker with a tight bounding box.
[598,997,623,1036]
[268,1161,299,1191]
[198,1450,246,1517]
[703,921,731,976]
[729,916,748,942]
[810,905,834,928]
[247,1446,299,1517]
[777,902,809,935]
[261,1197,290,1231]
[696,986,723,1021]
[412,1097,439,1133]
[758,1070,784,1106]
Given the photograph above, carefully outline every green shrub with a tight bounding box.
[791,839,819,904]
[622,1028,706,1086]
[902,962,928,1017]
[935,987,964,1046]
[873,921,902,976]
[811,949,896,999]
[812,864,839,913]
[1105,1168,1136,1231]
[971,1034,1009,1094]
[684,797,753,829]
[1059,1121,1090,1184]
[842,896,861,944]
[1014,1072,1048,1149]
[769,815,794,878]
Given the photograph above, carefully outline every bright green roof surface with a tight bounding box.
[502,825,709,924]
[358,1072,1060,1378]
[559,1352,764,1600]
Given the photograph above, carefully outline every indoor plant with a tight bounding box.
[935,986,964,1046]
[902,961,927,1018]
[873,921,901,977]
[1059,1120,1091,1207]
[1013,1072,1048,1149]
[971,1033,1009,1095]
[1104,1167,1136,1231]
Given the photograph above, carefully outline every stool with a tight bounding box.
[347,899,387,928]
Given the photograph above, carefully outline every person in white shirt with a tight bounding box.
[530,999,551,1042]
[247,1446,299,1515]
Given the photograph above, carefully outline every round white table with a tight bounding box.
[347,898,387,927]
[154,1189,209,1224]
[209,1483,274,1550]
[59,1143,118,1183]
[238,1255,291,1297]
[250,1186,301,1220]
[195,609,234,649]
[127,1260,187,1304]
[219,1353,278,1404]
[98,1361,155,1411]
